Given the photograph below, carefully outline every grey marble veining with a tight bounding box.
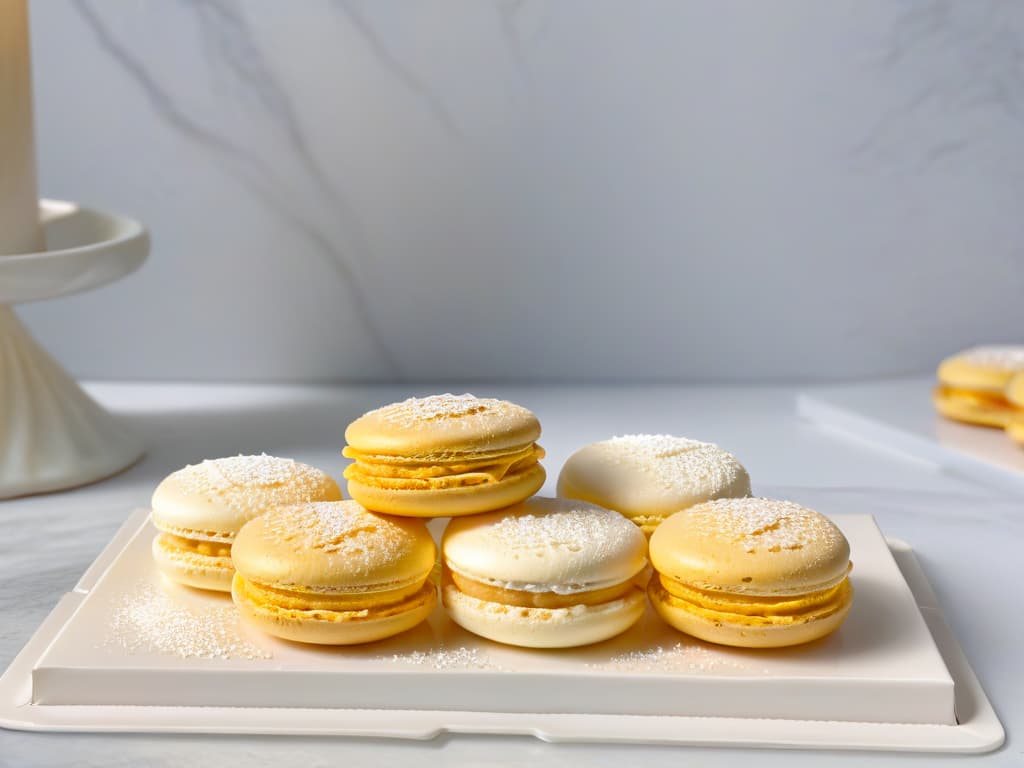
[17,0,1024,385]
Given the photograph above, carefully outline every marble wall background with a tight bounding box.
[17,0,1024,382]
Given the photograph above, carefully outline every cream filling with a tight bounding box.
[444,559,648,595]
[151,519,236,544]
[344,446,543,490]
[239,576,431,611]
[157,532,232,558]
[245,573,430,597]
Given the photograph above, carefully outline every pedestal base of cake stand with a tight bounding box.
[0,200,149,498]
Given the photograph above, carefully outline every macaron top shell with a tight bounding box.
[649,498,850,596]
[443,497,647,593]
[937,346,1024,392]
[557,434,751,519]
[232,500,435,593]
[345,393,541,456]
[151,455,342,540]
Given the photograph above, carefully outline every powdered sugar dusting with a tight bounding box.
[380,646,503,671]
[176,454,318,493]
[957,345,1024,370]
[685,498,844,554]
[445,499,646,590]
[490,505,637,555]
[365,393,531,430]
[588,642,756,674]
[162,455,339,529]
[603,434,749,498]
[105,582,271,661]
[386,393,489,420]
[254,501,427,577]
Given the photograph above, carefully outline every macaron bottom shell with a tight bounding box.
[232,574,437,645]
[648,577,854,649]
[347,463,546,518]
[442,579,646,649]
[151,532,234,592]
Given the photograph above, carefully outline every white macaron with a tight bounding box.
[441,497,648,648]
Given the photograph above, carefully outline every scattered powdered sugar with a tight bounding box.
[957,345,1024,370]
[588,643,755,674]
[685,498,843,554]
[379,645,503,671]
[105,582,271,661]
[603,434,749,497]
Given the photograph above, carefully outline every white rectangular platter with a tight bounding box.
[0,509,1004,753]
[798,377,1024,491]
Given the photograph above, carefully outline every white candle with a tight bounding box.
[0,0,42,256]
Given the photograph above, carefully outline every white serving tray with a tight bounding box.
[798,378,1024,492]
[0,509,1004,753]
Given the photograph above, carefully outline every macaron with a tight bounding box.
[231,500,437,645]
[441,497,648,648]
[648,498,853,648]
[557,434,751,536]
[343,393,546,517]
[150,454,341,592]
[934,345,1024,427]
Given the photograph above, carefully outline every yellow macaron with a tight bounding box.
[343,393,546,517]
[231,500,437,645]
[557,434,751,536]
[648,497,853,648]
[934,346,1024,427]
[441,497,649,648]
[150,454,341,592]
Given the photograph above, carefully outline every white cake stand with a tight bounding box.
[0,199,149,498]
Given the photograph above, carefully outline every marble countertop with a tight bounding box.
[0,381,1018,766]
